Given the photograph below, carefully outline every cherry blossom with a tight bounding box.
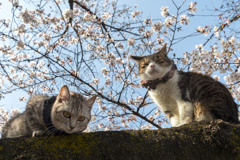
[164,17,175,28]
[179,15,189,25]
[161,6,169,17]
[0,0,239,133]
[189,2,197,14]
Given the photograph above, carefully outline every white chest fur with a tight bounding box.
[148,72,180,109]
[148,72,192,126]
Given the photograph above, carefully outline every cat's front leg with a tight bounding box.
[32,130,44,137]
[169,115,181,127]
[26,107,46,137]
[177,100,194,126]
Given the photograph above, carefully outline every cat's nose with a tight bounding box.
[70,126,75,130]
[150,64,155,68]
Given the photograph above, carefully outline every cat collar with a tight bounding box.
[141,63,177,90]
[43,96,68,135]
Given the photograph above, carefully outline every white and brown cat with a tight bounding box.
[2,85,96,138]
[131,44,239,127]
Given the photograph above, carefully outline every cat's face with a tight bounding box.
[131,45,172,80]
[51,86,96,134]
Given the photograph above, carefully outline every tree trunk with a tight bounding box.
[0,120,239,160]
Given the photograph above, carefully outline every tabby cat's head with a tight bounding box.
[131,44,173,80]
[51,85,96,134]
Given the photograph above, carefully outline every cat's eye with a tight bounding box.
[156,60,164,64]
[58,98,62,103]
[78,116,85,122]
[63,111,71,118]
[142,64,148,69]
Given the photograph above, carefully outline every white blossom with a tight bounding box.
[91,115,96,121]
[29,61,36,67]
[92,78,99,86]
[152,22,163,32]
[105,78,111,86]
[98,123,104,128]
[132,10,141,18]
[164,17,174,28]
[189,2,197,14]
[116,57,123,64]
[127,38,135,46]
[71,70,79,77]
[10,56,17,62]
[196,26,210,36]
[21,72,28,79]
[19,9,34,24]
[143,30,153,38]
[19,96,27,101]
[102,67,109,75]
[9,67,15,74]
[63,9,74,20]
[179,15,189,25]
[213,75,220,81]
[83,13,95,21]
[37,60,45,69]
[97,45,105,51]
[141,124,153,130]
[102,12,112,20]
[16,41,25,50]
[196,26,205,33]
[161,6,169,17]
[213,26,218,31]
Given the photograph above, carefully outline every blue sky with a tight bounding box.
[0,2,25,111]
[0,0,221,107]
[0,0,235,124]
[118,0,220,51]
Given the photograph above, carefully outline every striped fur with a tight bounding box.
[2,86,96,138]
[131,45,239,126]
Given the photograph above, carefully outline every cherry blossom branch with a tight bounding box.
[2,29,161,128]
[203,14,240,46]
[168,0,186,51]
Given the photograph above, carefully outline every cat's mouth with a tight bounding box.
[148,69,159,75]
[65,129,75,134]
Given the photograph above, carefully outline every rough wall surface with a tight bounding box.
[0,120,239,160]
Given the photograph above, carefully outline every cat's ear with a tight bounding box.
[86,95,97,110]
[157,44,168,56]
[59,85,70,102]
[130,55,144,62]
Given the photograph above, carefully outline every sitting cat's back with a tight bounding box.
[27,94,49,109]
[26,94,49,117]
[1,94,49,138]
[178,71,239,123]
[1,112,31,138]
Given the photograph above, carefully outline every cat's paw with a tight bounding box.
[32,131,43,137]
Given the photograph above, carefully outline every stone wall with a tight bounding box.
[0,120,239,160]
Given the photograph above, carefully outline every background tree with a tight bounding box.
[0,0,239,133]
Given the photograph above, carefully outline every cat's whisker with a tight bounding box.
[38,129,48,137]
[45,126,57,137]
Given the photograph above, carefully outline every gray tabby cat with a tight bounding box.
[2,85,96,138]
[131,44,239,127]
